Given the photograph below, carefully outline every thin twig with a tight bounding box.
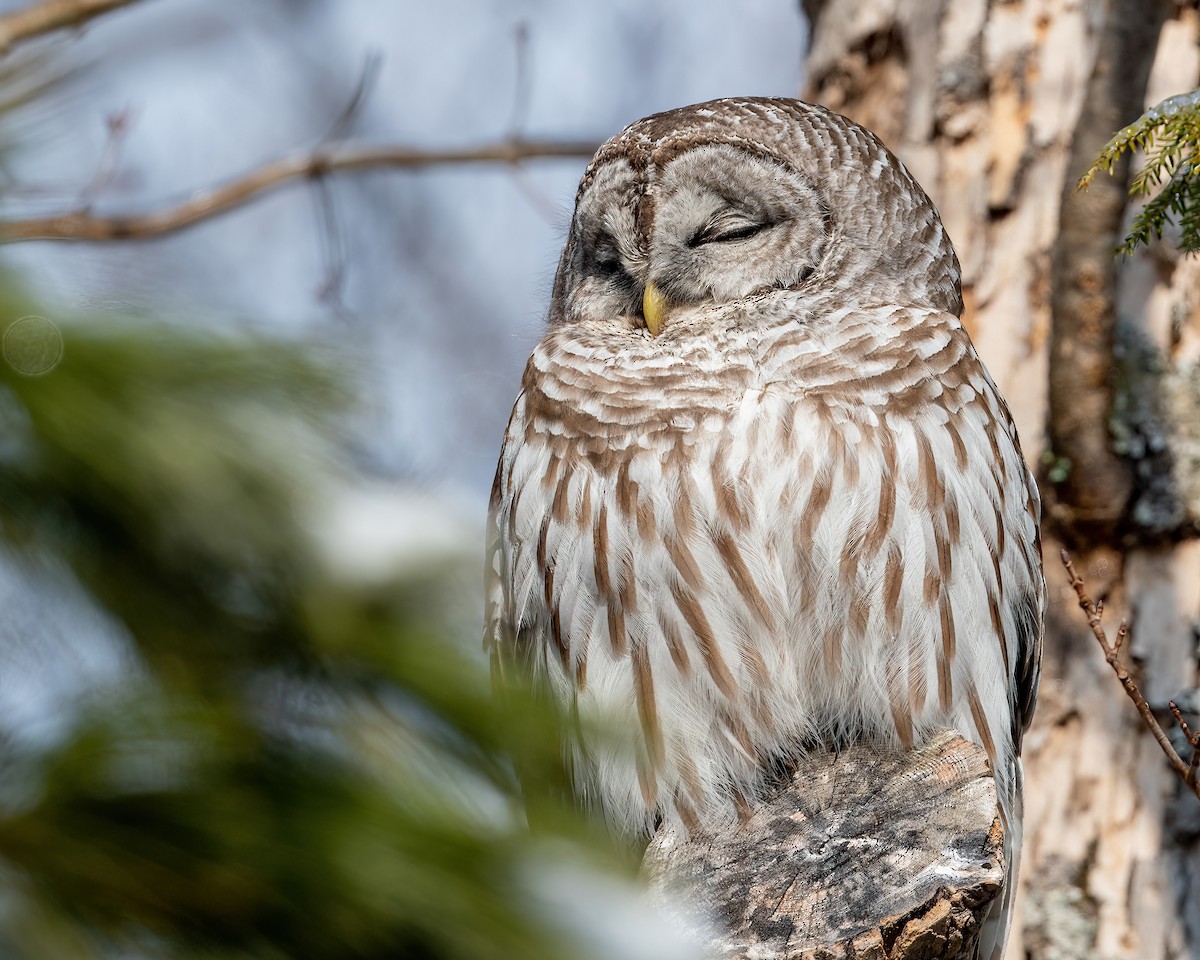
[1061,549,1200,799]
[1169,700,1200,787]
[319,51,382,144]
[500,21,565,228]
[0,137,599,243]
[0,0,141,55]
[78,107,133,206]
[311,176,350,322]
[308,55,383,319]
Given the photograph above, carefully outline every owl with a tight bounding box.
[486,98,1042,959]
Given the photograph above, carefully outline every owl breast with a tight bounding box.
[488,300,1041,836]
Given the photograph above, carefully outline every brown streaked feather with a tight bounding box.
[658,610,692,676]
[923,567,939,605]
[935,520,953,585]
[664,531,703,590]
[797,466,833,544]
[722,709,758,761]
[908,632,928,715]
[883,540,904,635]
[947,420,969,472]
[987,427,1008,488]
[837,434,861,487]
[592,503,611,595]
[715,531,775,630]
[888,668,915,748]
[579,473,592,522]
[618,547,638,613]
[849,595,870,638]
[551,471,571,524]
[731,786,753,824]
[674,788,701,834]
[575,643,588,690]
[540,452,561,496]
[636,496,657,540]
[938,592,956,711]
[536,516,551,575]
[673,474,698,539]
[616,458,637,518]
[917,429,946,510]
[631,642,665,768]
[822,621,842,677]
[676,746,704,806]
[734,626,772,690]
[989,591,1009,674]
[636,754,658,811]
[543,564,569,669]
[670,581,739,699]
[863,470,897,559]
[606,602,628,657]
[713,467,749,533]
[945,489,961,545]
[968,684,998,767]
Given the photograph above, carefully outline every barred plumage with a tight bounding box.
[486,98,1043,959]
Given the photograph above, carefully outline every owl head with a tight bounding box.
[548,98,962,337]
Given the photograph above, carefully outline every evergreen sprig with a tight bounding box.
[1080,88,1200,255]
[0,305,652,960]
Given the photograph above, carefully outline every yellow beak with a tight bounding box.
[642,281,668,337]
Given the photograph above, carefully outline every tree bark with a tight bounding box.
[802,2,1200,958]
[643,733,1003,960]
[1047,0,1170,541]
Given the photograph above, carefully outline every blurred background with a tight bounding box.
[2,0,805,495]
[0,1,1198,958]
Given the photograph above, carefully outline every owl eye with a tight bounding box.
[590,250,633,286]
[688,219,769,247]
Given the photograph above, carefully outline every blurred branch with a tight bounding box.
[319,51,382,144]
[0,0,142,54]
[0,138,599,243]
[1060,549,1200,799]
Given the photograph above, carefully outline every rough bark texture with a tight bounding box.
[1047,0,1170,540]
[643,733,1003,960]
[802,2,1200,958]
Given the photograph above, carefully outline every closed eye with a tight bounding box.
[588,250,628,280]
[688,220,769,247]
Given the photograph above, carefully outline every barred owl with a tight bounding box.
[486,98,1042,958]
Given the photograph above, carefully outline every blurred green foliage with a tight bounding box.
[0,291,635,960]
[1081,88,1200,254]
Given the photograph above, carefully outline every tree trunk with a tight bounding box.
[643,734,1003,960]
[801,2,1200,958]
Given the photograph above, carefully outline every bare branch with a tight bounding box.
[1061,549,1200,799]
[0,0,142,55]
[1169,700,1200,787]
[0,138,599,243]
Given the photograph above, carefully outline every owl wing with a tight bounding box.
[867,313,1043,769]
[972,362,1043,750]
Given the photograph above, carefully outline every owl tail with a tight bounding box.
[978,762,1024,960]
